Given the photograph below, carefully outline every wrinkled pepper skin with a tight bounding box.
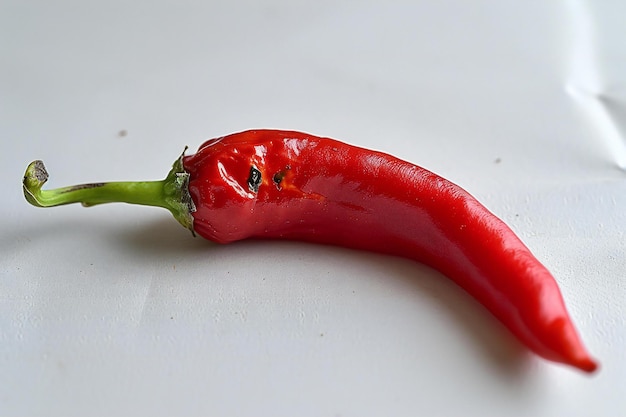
[184,129,597,373]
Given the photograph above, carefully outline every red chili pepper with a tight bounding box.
[23,129,598,373]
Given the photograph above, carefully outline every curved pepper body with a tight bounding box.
[183,129,597,372]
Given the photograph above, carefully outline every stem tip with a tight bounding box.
[23,160,49,207]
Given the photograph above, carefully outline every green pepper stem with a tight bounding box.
[22,150,196,233]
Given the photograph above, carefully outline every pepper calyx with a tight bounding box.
[163,148,196,235]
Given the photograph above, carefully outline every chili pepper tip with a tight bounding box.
[574,356,599,374]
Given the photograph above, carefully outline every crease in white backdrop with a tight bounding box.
[564,0,626,168]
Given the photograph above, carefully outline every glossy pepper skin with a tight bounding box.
[184,130,597,373]
[22,129,598,373]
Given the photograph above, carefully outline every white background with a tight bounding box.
[2,1,625,416]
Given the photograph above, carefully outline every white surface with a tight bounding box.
[1,1,625,416]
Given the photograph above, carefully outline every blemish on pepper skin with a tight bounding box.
[272,165,292,190]
[248,166,262,193]
[273,172,284,186]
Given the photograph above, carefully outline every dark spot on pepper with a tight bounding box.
[248,166,262,193]
[273,172,284,185]
[273,165,291,189]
